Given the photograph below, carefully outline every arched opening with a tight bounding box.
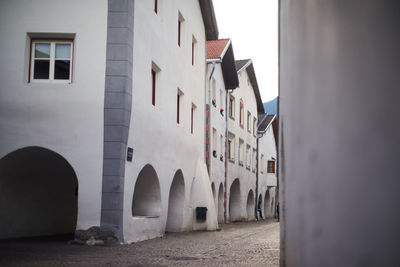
[264,188,271,218]
[217,183,224,223]
[132,164,161,217]
[229,178,241,222]
[0,146,78,239]
[258,194,263,219]
[166,170,185,232]
[246,190,255,220]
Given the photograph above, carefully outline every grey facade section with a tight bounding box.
[280,0,400,266]
[101,0,134,241]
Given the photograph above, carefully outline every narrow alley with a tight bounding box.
[0,220,279,267]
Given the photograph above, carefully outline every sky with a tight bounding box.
[212,0,278,103]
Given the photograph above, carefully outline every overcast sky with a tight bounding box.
[212,0,278,102]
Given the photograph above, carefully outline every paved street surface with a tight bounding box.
[0,220,279,266]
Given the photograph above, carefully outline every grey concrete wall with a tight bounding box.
[279,0,400,266]
[101,0,134,240]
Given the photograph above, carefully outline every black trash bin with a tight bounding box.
[196,207,207,221]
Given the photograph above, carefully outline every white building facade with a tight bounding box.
[257,114,278,219]
[205,39,239,224]
[0,0,220,243]
[225,59,265,222]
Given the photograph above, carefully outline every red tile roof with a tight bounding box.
[206,39,230,59]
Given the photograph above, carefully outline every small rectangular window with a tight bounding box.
[228,132,235,162]
[252,148,257,172]
[239,139,244,166]
[247,111,251,132]
[191,103,196,134]
[178,12,184,47]
[177,89,183,124]
[192,36,197,66]
[239,100,244,128]
[253,117,257,136]
[246,144,251,170]
[151,69,156,106]
[268,160,276,173]
[229,94,235,119]
[151,62,160,106]
[30,40,73,82]
[260,154,265,173]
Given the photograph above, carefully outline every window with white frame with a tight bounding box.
[247,111,251,132]
[246,144,251,170]
[30,40,73,82]
[228,132,235,162]
[252,148,257,172]
[239,139,244,166]
[260,154,265,173]
[229,94,235,119]
[253,117,257,136]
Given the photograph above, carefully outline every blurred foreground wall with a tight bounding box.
[279,1,400,266]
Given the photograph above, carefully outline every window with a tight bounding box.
[178,12,184,47]
[151,62,160,106]
[154,0,158,13]
[239,139,244,166]
[267,160,276,173]
[177,89,183,124]
[246,144,251,170]
[260,154,265,173]
[228,132,235,162]
[212,128,217,157]
[192,36,197,66]
[191,103,196,134]
[253,117,257,136]
[212,78,216,107]
[252,148,257,172]
[247,111,251,132]
[30,40,73,82]
[229,94,235,119]
[220,134,223,158]
[239,99,244,128]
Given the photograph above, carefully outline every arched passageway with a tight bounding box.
[229,179,241,222]
[217,183,224,223]
[264,189,271,218]
[166,170,185,232]
[258,194,263,219]
[246,190,255,220]
[0,147,78,239]
[132,164,161,217]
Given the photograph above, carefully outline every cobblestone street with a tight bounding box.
[0,220,279,266]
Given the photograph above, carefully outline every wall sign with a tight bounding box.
[127,147,133,162]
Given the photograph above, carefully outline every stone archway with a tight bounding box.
[166,170,185,232]
[132,164,161,217]
[246,190,255,220]
[0,146,78,239]
[229,178,241,222]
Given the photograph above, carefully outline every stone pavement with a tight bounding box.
[0,220,279,266]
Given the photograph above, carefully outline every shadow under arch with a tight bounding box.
[166,169,185,232]
[264,188,271,218]
[0,146,78,239]
[132,164,161,217]
[217,183,224,223]
[229,178,241,222]
[246,189,255,220]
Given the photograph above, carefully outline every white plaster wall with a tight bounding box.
[258,124,278,218]
[123,0,215,243]
[226,69,258,221]
[0,0,107,231]
[206,63,226,220]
